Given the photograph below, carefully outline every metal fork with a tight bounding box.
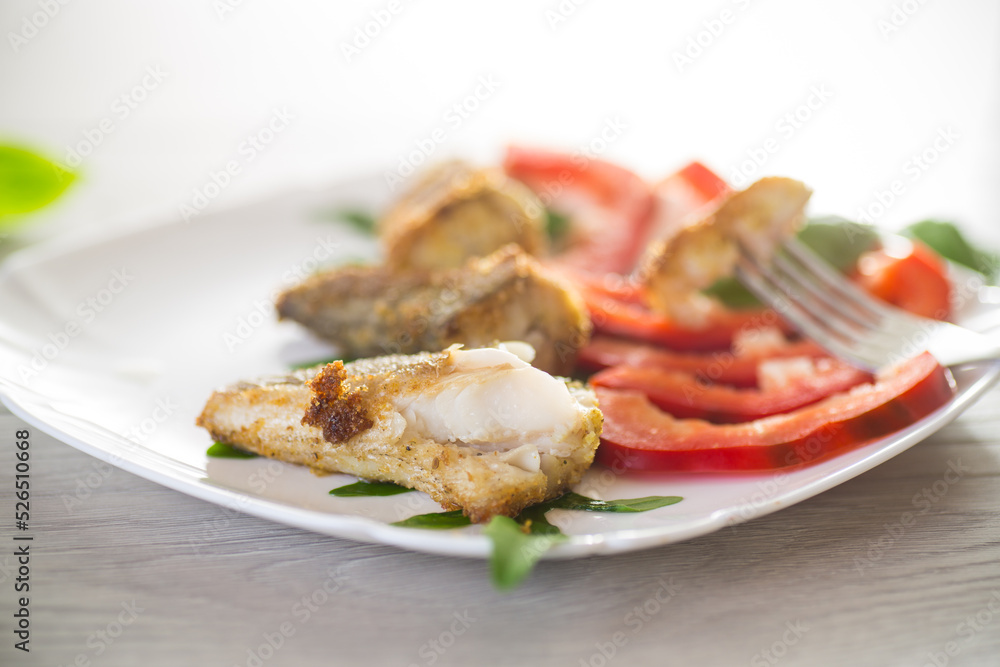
[734,237,1000,371]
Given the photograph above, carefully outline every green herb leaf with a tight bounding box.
[330,257,375,270]
[904,220,999,283]
[289,355,361,370]
[319,209,378,234]
[544,492,683,513]
[797,216,880,272]
[0,146,75,224]
[391,510,472,530]
[329,480,412,497]
[483,515,567,590]
[386,492,684,590]
[206,442,259,459]
[545,208,571,243]
[702,277,761,310]
[514,503,565,535]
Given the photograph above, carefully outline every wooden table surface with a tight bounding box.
[2,381,998,667]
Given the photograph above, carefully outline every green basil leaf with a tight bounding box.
[543,492,683,513]
[0,146,75,223]
[386,492,683,590]
[206,442,259,459]
[796,217,880,272]
[391,510,472,530]
[514,503,564,536]
[904,220,999,283]
[545,208,571,243]
[483,491,683,589]
[329,480,412,497]
[702,277,761,310]
[289,355,360,370]
[319,209,377,234]
[483,515,567,590]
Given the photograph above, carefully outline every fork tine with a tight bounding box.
[777,238,933,356]
[738,236,1000,370]
[771,250,880,331]
[768,246,909,351]
[737,237,939,371]
[782,238,902,322]
[737,241,870,343]
[733,254,883,371]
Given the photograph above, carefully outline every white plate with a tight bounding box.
[2,175,999,559]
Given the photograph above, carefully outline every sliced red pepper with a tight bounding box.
[559,269,649,306]
[579,283,790,352]
[647,161,732,242]
[577,335,827,387]
[595,352,953,472]
[503,146,655,275]
[855,240,953,320]
[591,360,872,423]
[668,161,732,203]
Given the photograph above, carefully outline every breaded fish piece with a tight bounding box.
[196,344,603,522]
[380,161,547,270]
[639,177,812,327]
[276,245,590,376]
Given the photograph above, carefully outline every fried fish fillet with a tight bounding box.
[196,344,603,522]
[380,160,547,270]
[276,245,590,376]
[638,177,812,327]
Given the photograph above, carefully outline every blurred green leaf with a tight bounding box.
[904,220,999,283]
[702,277,761,310]
[317,208,377,234]
[797,216,880,272]
[289,354,361,370]
[483,515,567,590]
[545,208,571,243]
[0,146,75,224]
[514,503,564,536]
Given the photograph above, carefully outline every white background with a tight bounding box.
[1,0,998,252]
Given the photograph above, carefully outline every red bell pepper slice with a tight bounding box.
[855,240,953,320]
[578,335,827,387]
[503,146,656,275]
[595,352,954,472]
[591,360,872,423]
[647,161,732,241]
[579,283,789,352]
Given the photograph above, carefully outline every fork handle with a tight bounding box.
[927,326,1000,367]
